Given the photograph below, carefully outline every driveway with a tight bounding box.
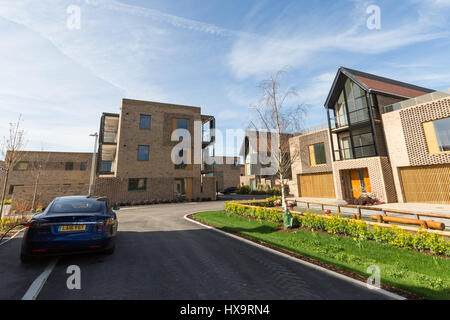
[0,201,393,300]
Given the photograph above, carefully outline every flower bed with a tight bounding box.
[225,201,450,256]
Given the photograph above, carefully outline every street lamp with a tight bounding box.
[88,132,99,197]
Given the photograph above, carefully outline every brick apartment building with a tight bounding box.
[93,98,217,204]
[289,67,450,204]
[0,99,217,208]
[0,151,93,207]
[207,156,242,192]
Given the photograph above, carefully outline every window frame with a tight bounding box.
[65,162,74,171]
[309,143,327,166]
[137,145,150,161]
[13,161,29,171]
[423,117,450,155]
[128,178,147,192]
[80,162,88,171]
[139,114,151,130]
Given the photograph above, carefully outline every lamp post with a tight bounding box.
[88,133,98,197]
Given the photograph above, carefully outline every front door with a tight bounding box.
[349,168,371,199]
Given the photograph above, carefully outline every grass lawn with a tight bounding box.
[194,210,450,300]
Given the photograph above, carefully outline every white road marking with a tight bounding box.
[184,214,406,301]
[0,228,25,247]
[22,258,58,300]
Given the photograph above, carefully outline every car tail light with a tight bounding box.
[32,249,47,253]
[89,245,101,249]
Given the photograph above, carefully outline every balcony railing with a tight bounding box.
[103,132,117,144]
[331,107,372,129]
[334,144,376,161]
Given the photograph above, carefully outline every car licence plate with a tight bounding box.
[59,225,86,232]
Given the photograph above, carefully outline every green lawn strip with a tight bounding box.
[194,210,450,300]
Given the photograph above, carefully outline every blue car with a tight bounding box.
[20,196,119,263]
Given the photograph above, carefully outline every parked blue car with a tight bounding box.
[20,196,119,263]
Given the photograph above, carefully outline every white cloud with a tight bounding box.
[228,23,448,79]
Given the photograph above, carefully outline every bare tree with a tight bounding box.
[0,115,26,218]
[251,68,306,209]
[29,150,51,212]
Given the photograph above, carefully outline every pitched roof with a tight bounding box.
[324,67,435,108]
[239,130,292,156]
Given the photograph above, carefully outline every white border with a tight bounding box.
[184,214,406,300]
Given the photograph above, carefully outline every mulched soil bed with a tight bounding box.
[187,213,424,300]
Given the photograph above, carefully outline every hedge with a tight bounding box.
[225,201,450,256]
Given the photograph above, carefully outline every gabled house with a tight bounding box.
[324,67,437,203]
[239,130,293,190]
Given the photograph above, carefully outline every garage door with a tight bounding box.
[298,173,336,198]
[399,165,450,204]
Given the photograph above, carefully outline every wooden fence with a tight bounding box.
[284,198,450,236]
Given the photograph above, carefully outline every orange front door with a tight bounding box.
[350,168,371,199]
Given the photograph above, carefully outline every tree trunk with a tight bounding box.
[0,170,10,219]
[280,172,286,209]
[31,171,40,212]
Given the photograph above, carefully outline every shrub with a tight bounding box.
[225,201,450,256]
[237,185,250,194]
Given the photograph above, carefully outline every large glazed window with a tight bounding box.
[435,117,450,152]
[332,79,370,128]
[424,116,450,154]
[309,143,326,166]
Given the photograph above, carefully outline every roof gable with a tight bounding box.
[324,67,434,108]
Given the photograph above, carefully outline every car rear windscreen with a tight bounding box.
[49,198,105,213]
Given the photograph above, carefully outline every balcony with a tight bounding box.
[334,144,376,161]
[330,108,371,131]
[103,131,117,144]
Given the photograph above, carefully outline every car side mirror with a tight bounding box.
[113,206,120,211]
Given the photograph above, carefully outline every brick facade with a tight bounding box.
[93,99,216,203]
[211,156,241,192]
[288,129,334,198]
[1,151,93,206]
[382,96,450,202]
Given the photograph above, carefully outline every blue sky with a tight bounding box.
[1,0,450,156]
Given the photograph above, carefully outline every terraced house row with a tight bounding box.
[287,67,450,204]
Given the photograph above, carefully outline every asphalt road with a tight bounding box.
[0,201,393,300]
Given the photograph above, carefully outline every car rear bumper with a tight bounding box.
[22,237,115,257]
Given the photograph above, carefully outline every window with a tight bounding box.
[424,117,450,154]
[140,114,151,130]
[80,162,87,171]
[65,162,74,171]
[100,161,112,172]
[137,145,149,161]
[174,178,186,195]
[8,185,23,195]
[309,143,326,166]
[128,178,147,191]
[49,198,105,214]
[177,119,189,130]
[14,162,28,171]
